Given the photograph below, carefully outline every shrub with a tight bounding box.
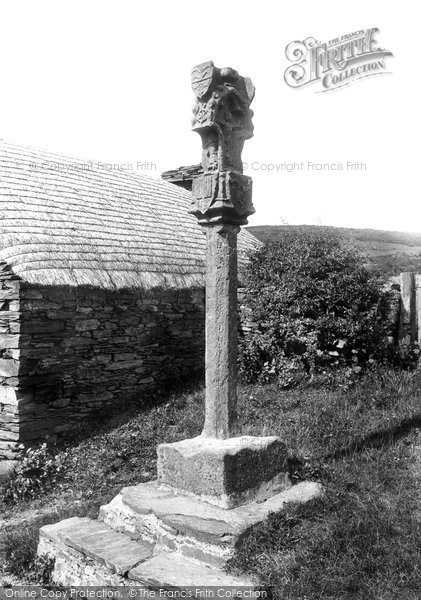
[1,443,67,505]
[239,230,391,386]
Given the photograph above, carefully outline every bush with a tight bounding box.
[239,230,391,386]
[1,443,67,505]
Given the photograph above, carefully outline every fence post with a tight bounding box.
[399,272,416,344]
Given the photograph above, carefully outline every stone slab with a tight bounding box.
[40,517,91,543]
[100,479,322,551]
[40,517,153,576]
[157,435,290,508]
[38,529,129,587]
[38,481,322,586]
[128,552,257,587]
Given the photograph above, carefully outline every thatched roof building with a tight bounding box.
[0,140,258,289]
[0,140,259,472]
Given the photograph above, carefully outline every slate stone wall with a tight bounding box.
[0,280,205,460]
[0,265,23,462]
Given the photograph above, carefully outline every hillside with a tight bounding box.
[246,225,421,276]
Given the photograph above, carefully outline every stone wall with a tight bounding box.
[0,264,23,466]
[0,281,205,461]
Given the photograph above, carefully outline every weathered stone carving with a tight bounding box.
[190,61,255,226]
[189,62,255,439]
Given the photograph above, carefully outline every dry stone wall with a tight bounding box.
[0,280,205,459]
[0,264,23,462]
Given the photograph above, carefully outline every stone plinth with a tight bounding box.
[157,435,290,508]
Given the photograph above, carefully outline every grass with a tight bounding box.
[229,442,420,599]
[1,369,420,598]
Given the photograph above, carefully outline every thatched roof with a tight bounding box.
[0,140,260,290]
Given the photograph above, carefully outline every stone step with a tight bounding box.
[39,517,153,579]
[38,482,322,586]
[99,480,322,567]
[128,552,257,587]
[38,516,258,587]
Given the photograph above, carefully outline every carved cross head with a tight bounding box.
[191,61,255,174]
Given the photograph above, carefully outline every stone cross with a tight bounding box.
[189,61,255,439]
[158,66,288,508]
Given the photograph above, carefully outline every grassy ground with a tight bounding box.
[1,369,420,598]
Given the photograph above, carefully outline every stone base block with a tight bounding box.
[157,435,290,508]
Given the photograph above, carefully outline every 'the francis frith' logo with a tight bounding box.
[284,28,393,92]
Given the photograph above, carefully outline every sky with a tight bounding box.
[0,1,419,232]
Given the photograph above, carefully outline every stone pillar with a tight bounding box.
[204,224,240,438]
[188,61,256,439]
[157,62,290,508]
